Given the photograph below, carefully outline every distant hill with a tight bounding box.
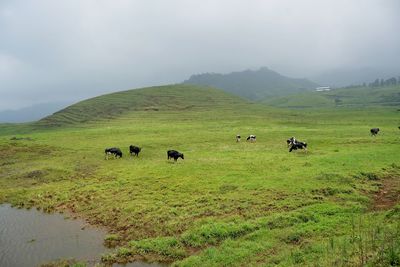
[38,84,248,126]
[183,67,319,100]
[262,85,400,108]
[0,102,70,123]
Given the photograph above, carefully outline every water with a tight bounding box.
[0,204,164,267]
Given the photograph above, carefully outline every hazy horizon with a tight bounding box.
[1,0,399,110]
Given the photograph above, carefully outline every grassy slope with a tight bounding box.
[262,85,400,108]
[38,84,246,126]
[0,85,400,266]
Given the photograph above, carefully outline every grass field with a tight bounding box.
[0,85,399,266]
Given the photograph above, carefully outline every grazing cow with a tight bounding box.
[105,147,122,159]
[370,128,380,136]
[236,134,241,142]
[129,145,141,157]
[289,141,307,152]
[286,137,296,147]
[246,135,256,142]
[167,150,184,161]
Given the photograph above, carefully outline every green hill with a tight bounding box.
[38,84,248,126]
[262,85,400,108]
[183,67,319,100]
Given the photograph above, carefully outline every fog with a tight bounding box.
[1,0,399,110]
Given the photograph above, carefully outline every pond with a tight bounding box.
[0,204,164,267]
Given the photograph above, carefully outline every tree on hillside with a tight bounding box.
[385,77,397,86]
[369,78,380,87]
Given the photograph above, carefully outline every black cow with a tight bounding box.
[289,141,307,152]
[129,145,141,157]
[105,147,122,159]
[246,135,256,142]
[167,150,184,161]
[370,128,380,136]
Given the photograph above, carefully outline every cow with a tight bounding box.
[286,137,296,147]
[246,135,256,142]
[289,141,307,152]
[167,150,184,161]
[370,128,380,136]
[236,134,241,142]
[105,147,122,159]
[129,145,141,157]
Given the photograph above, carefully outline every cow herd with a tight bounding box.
[236,135,256,142]
[105,145,185,162]
[104,128,384,160]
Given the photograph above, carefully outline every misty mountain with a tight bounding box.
[0,102,70,123]
[183,67,319,100]
[312,68,400,87]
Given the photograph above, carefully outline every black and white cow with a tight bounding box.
[370,128,380,136]
[105,147,123,159]
[167,150,184,161]
[286,137,296,147]
[236,134,241,142]
[289,141,307,152]
[129,145,141,157]
[246,135,256,142]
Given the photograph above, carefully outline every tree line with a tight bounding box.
[367,77,399,87]
[342,76,400,89]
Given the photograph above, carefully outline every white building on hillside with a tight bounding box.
[315,86,331,92]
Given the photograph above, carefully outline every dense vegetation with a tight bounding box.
[0,84,399,266]
[183,67,318,100]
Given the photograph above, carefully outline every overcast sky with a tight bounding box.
[1,0,399,110]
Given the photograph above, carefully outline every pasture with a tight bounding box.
[0,86,399,266]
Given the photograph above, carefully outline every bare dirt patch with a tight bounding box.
[371,174,400,211]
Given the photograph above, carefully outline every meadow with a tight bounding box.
[0,85,399,266]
